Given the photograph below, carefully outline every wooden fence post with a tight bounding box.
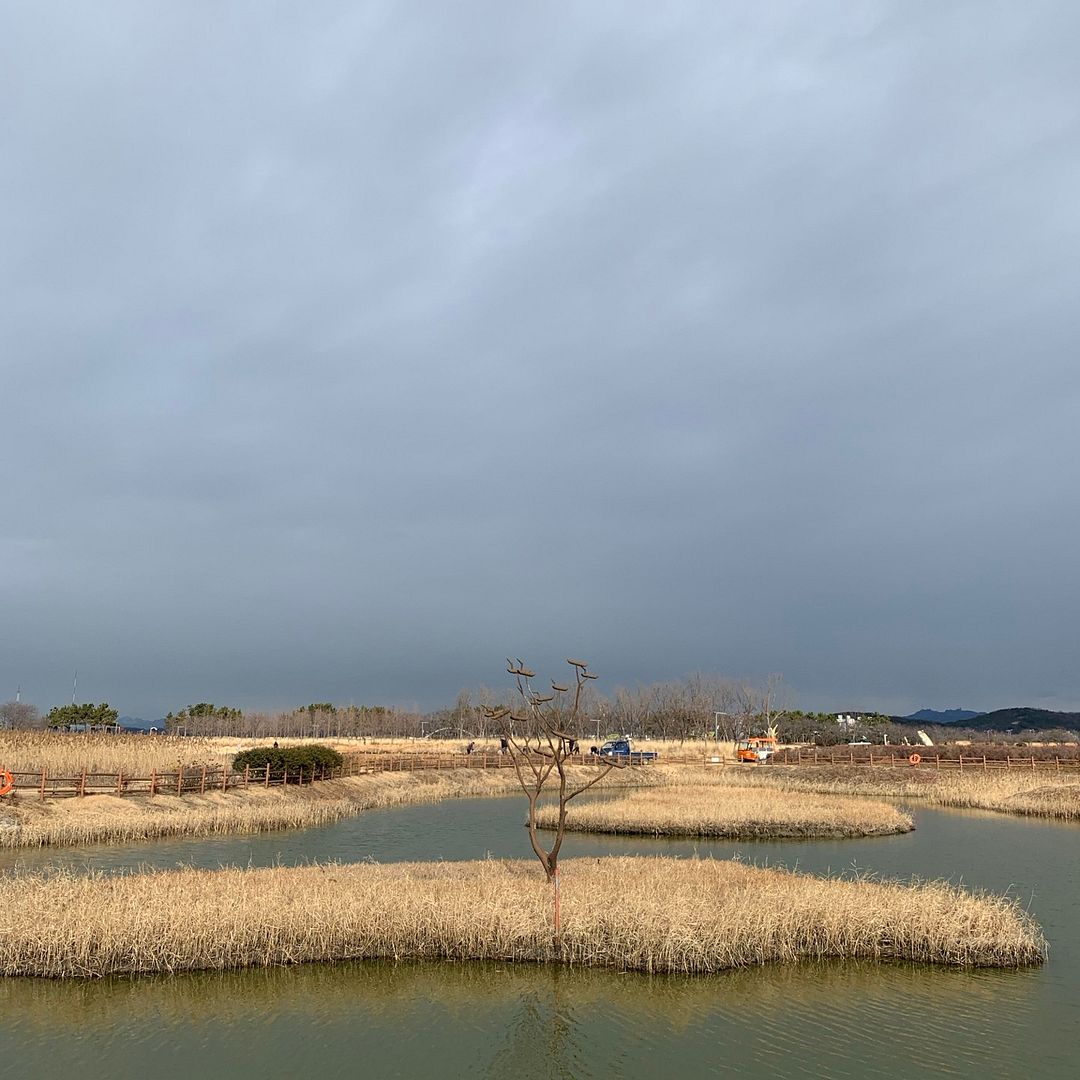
[150,770,157,797]
[117,770,124,796]
[176,768,183,796]
[200,765,207,795]
[244,764,250,787]
[222,766,228,792]
[265,763,271,788]
[80,768,87,798]
[40,768,46,801]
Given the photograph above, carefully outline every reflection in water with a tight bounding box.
[0,957,1046,1079]
[0,955,1036,1030]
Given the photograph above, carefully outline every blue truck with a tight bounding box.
[595,738,658,764]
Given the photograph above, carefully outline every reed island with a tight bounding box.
[0,856,1045,978]
[536,784,914,839]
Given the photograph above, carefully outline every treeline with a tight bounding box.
[429,677,792,743]
[9,681,1075,744]
[0,701,118,730]
[0,678,847,742]
[164,703,422,739]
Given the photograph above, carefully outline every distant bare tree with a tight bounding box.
[453,689,472,738]
[0,700,42,730]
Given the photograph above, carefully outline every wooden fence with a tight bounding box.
[336,751,627,774]
[0,763,340,800]
[0,751,616,801]
[757,750,1080,771]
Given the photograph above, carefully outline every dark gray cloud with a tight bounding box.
[3,2,1078,717]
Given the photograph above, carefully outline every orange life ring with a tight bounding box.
[0,770,13,796]
[908,753,921,766]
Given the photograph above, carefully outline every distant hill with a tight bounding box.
[964,708,1080,733]
[906,709,983,724]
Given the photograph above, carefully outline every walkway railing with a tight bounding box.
[688,750,1080,771]
[0,763,338,800]
[801,750,1080,770]
[0,751,619,801]
[335,751,619,775]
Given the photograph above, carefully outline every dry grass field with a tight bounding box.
[0,731,466,776]
[535,784,913,838]
[703,765,1080,820]
[0,731,236,775]
[0,856,1045,977]
[0,731,702,773]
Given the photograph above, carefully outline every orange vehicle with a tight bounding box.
[736,736,777,763]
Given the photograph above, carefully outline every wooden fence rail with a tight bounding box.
[674,752,1080,771]
[775,750,1080,771]
[0,751,619,802]
[1,763,336,800]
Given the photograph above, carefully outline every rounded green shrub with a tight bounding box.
[232,744,344,781]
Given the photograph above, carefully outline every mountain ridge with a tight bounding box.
[905,708,982,723]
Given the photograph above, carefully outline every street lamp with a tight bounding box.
[713,711,728,741]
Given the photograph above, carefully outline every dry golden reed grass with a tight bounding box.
[0,856,1045,978]
[0,730,735,778]
[0,731,235,775]
[536,785,913,838]
[0,731,699,775]
[0,731,426,776]
[696,765,1080,821]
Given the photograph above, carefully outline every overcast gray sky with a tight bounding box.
[2,2,1078,718]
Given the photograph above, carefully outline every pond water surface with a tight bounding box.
[1,796,1077,1079]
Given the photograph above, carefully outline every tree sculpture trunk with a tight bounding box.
[484,658,624,943]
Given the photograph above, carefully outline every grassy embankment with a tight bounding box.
[536,784,913,838]
[0,771,532,849]
[707,765,1080,821]
[0,856,1045,978]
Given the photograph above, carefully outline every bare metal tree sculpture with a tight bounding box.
[483,658,622,937]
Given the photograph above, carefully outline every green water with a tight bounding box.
[1,798,1077,1079]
